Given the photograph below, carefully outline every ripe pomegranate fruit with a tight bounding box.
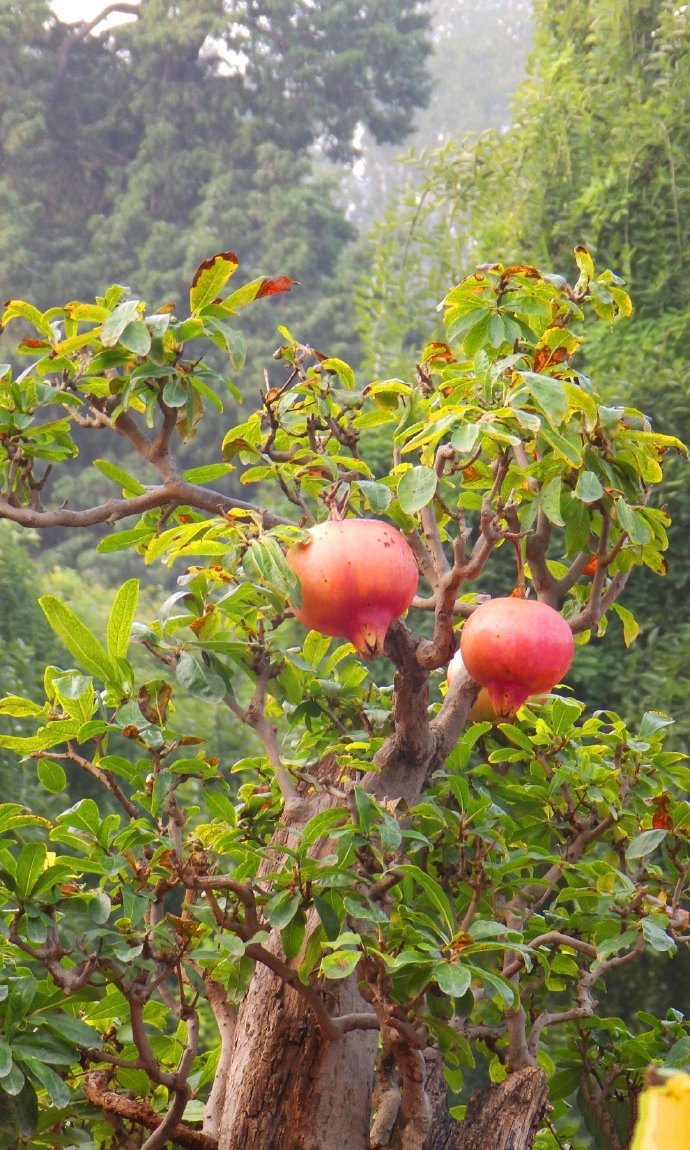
[459,597,574,717]
[447,649,548,722]
[286,517,418,658]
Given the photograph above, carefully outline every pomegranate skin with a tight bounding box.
[447,650,548,722]
[286,518,418,658]
[459,597,574,717]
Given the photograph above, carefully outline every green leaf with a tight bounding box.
[625,829,667,860]
[521,372,569,425]
[15,843,47,901]
[312,895,342,941]
[162,376,188,407]
[1,299,53,336]
[638,711,674,738]
[397,466,438,514]
[615,498,652,544]
[396,865,455,937]
[488,313,506,348]
[183,463,234,484]
[358,480,392,514]
[300,807,350,847]
[540,477,565,526]
[463,313,491,356]
[563,497,591,554]
[0,1079,36,1138]
[320,950,361,980]
[0,1062,25,1098]
[118,319,151,355]
[613,603,639,647]
[93,459,146,495]
[100,300,141,347]
[190,251,240,314]
[574,470,604,504]
[84,989,129,1021]
[38,597,113,682]
[0,718,81,755]
[265,891,302,930]
[321,357,355,389]
[539,426,582,467]
[0,697,46,719]
[664,1037,690,1067]
[20,1057,70,1109]
[44,1015,102,1049]
[176,651,226,703]
[56,798,101,837]
[36,758,67,795]
[281,909,306,961]
[89,890,112,925]
[451,423,481,456]
[433,962,472,998]
[641,917,675,953]
[106,579,139,661]
[0,1042,12,1079]
[473,965,516,1007]
[97,527,153,554]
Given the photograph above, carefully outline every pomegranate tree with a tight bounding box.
[459,597,575,716]
[0,253,686,1150]
[286,516,418,657]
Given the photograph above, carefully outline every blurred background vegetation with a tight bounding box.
[2,0,690,1043]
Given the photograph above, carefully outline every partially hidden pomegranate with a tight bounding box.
[459,597,574,717]
[286,517,418,658]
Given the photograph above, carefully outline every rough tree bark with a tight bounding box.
[219,962,378,1150]
[445,1068,549,1150]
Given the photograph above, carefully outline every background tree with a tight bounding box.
[0,248,687,1150]
[0,0,432,367]
[345,0,532,224]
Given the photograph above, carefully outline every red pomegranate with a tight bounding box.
[447,649,548,722]
[286,517,418,658]
[459,597,574,717]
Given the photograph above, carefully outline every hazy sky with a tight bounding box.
[51,1,139,22]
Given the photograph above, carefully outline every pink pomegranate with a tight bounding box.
[286,518,418,658]
[459,597,574,717]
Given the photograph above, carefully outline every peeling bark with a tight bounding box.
[448,1068,548,1150]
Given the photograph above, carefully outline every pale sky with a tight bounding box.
[51,1,139,24]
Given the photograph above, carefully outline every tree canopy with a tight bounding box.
[0,247,687,1149]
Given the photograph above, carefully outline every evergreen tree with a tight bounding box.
[0,0,433,361]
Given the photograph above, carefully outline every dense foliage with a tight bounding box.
[0,248,687,1149]
[357,0,690,742]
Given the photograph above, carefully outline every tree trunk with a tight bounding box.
[451,1068,548,1150]
[380,1050,548,1150]
[218,961,377,1149]
[217,755,379,1150]
[215,645,498,1150]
